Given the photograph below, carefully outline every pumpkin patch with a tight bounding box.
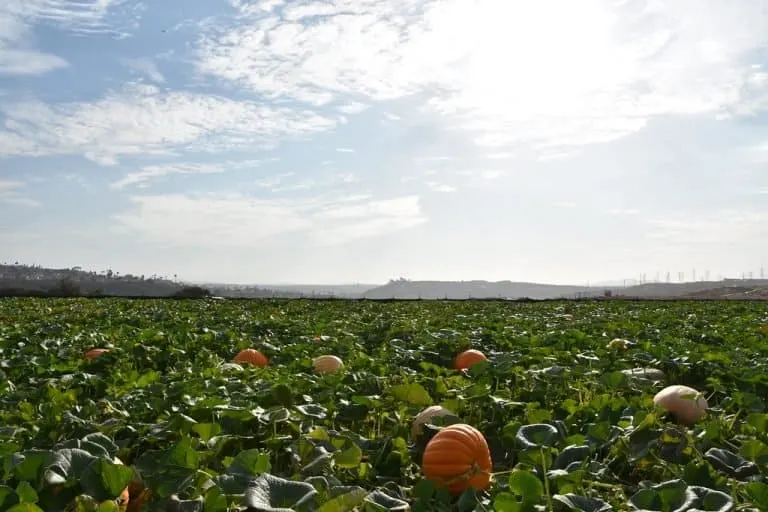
[0,298,764,511]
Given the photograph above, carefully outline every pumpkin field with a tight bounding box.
[1,298,768,512]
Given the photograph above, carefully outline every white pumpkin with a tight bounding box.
[607,338,631,349]
[313,355,344,373]
[411,405,456,439]
[653,385,708,425]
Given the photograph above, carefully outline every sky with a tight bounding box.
[1,0,767,285]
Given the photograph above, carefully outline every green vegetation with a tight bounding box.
[1,298,767,511]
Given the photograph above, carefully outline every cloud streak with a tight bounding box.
[0,84,337,165]
[114,193,427,247]
[0,0,142,75]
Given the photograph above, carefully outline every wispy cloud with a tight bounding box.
[0,83,337,165]
[426,181,456,193]
[0,180,39,207]
[336,148,354,153]
[0,0,142,75]
[110,159,267,189]
[195,0,768,154]
[114,193,427,247]
[122,57,165,83]
[647,211,768,245]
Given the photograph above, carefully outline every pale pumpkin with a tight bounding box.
[454,349,487,370]
[85,348,109,360]
[607,338,630,350]
[653,385,708,425]
[411,405,457,439]
[233,349,269,368]
[313,355,344,373]
[422,423,492,494]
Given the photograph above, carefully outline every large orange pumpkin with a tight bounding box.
[454,349,487,370]
[313,355,344,373]
[422,423,492,494]
[233,349,269,368]
[85,348,109,360]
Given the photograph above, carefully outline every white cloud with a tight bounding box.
[195,0,768,153]
[0,180,39,207]
[0,0,141,75]
[337,101,369,114]
[114,193,426,247]
[609,209,640,216]
[647,211,768,245]
[111,160,266,189]
[336,148,354,153]
[123,57,166,83]
[426,181,456,193]
[0,83,337,165]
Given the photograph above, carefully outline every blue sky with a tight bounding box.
[1,0,767,285]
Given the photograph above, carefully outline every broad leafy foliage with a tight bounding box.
[1,298,767,510]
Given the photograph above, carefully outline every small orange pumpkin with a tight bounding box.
[454,349,487,370]
[233,349,269,368]
[85,348,109,360]
[313,355,343,373]
[422,423,492,494]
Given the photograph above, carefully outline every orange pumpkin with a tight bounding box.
[454,349,487,370]
[85,348,109,360]
[313,355,344,373]
[233,349,269,368]
[422,423,492,494]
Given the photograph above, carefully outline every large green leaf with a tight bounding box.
[243,473,318,512]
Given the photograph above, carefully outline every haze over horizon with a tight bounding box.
[2,0,767,284]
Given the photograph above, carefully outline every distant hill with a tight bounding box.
[2,263,766,300]
[360,278,768,300]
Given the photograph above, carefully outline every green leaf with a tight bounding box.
[81,434,118,456]
[95,459,134,498]
[7,504,44,512]
[243,473,318,512]
[43,449,96,485]
[296,404,328,419]
[457,487,479,512]
[204,487,229,512]
[15,482,37,504]
[704,448,759,479]
[191,423,222,442]
[164,438,199,470]
[688,486,733,512]
[13,450,51,483]
[317,487,366,512]
[745,482,768,509]
[363,490,409,511]
[0,486,18,510]
[229,449,271,477]
[334,440,363,469]
[552,494,612,511]
[508,471,543,500]
[390,383,433,406]
[516,424,559,449]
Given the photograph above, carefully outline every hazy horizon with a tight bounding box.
[1,0,767,284]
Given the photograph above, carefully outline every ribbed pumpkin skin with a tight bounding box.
[422,423,492,494]
[454,349,487,370]
[313,355,343,373]
[411,405,456,439]
[233,349,269,368]
[85,348,109,360]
